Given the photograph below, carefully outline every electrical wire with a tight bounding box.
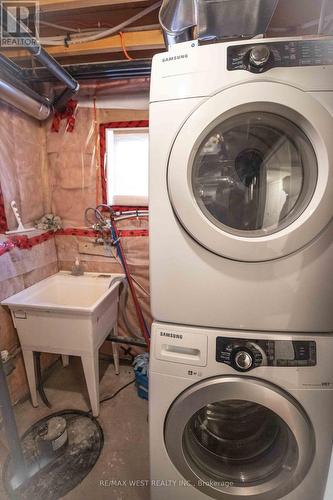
[99,378,135,405]
[39,1,161,46]
[119,31,134,61]
[39,20,81,33]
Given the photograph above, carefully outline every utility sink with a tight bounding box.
[2,271,124,314]
[2,271,125,416]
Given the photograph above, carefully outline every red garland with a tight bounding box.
[0,240,15,257]
[51,99,78,133]
[0,227,148,258]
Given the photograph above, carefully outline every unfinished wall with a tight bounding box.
[0,103,59,403]
[45,104,152,352]
[0,102,49,229]
[0,99,151,404]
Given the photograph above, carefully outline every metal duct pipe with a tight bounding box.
[159,0,196,45]
[2,6,79,112]
[0,77,51,120]
[159,0,279,45]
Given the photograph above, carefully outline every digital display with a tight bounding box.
[216,337,317,368]
[227,39,333,73]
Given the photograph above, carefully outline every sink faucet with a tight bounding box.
[71,256,84,276]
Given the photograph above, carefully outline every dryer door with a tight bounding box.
[164,376,315,500]
[167,82,333,261]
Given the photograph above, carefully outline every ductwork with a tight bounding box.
[0,55,52,120]
[0,5,79,120]
[0,77,51,120]
[159,0,196,45]
[159,0,279,45]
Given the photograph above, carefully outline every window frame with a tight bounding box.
[99,120,149,210]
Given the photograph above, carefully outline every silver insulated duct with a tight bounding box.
[0,77,51,120]
[159,0,196,45]
[159,0,279,45]
[0,56,51,120]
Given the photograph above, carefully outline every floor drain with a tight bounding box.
[3,409,104,500]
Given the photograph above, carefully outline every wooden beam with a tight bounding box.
[38,0,149,13]
[1,29,165,59]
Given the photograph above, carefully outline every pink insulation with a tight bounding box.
[0,102,47,229]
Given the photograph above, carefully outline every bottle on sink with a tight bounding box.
[71,256,84,276]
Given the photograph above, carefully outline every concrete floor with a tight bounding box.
[0,357,149,500]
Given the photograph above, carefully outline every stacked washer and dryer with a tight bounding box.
[148,37,333,500]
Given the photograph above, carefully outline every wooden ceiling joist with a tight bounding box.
[1,29,164,59]
[38,0,150,13]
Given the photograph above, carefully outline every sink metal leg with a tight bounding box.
[112,323,120,375]
[21,350,38,408]
[61,355,69,367]
[81,353,99,417]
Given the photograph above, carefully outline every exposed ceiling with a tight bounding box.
[1,0,332,67]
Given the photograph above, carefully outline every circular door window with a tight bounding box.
[167,82,333,261]
[164,377,315,499]
[183,399,298,487]
[192,112,317,237]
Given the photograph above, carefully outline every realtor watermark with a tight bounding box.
[0,1,39,47]
[99,479,234,488]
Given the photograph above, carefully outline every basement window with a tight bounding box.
[106,128,149,206]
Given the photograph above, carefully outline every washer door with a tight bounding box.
[167,82,333,261]
[164,377,315,500]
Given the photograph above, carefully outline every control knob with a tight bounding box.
[231,345,263,372]
[249,45,271,67]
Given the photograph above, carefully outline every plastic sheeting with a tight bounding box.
[46,105,149,227]
[47,103,152,349]
[55,220,151,347]
[0,97,151,402]
[0,101,47,230]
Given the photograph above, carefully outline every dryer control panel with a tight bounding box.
[227,39,333,73]
[216,337,317,372]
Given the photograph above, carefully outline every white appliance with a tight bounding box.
[149,37,333,332]
[149,322,333,500]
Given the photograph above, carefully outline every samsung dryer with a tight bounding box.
[149,37,333,332]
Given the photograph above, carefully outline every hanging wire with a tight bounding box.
[119,31,134,61]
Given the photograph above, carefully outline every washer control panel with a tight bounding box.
[216,338,317,372]
[227,39,333,73]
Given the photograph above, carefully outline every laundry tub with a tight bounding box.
[2,271,125,416]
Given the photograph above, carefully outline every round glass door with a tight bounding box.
[192,112,317,237]
[183,400,298,486]
[164,377,315,499]
[167,82,333,261]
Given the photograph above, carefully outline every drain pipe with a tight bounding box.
[26,46,79,111]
